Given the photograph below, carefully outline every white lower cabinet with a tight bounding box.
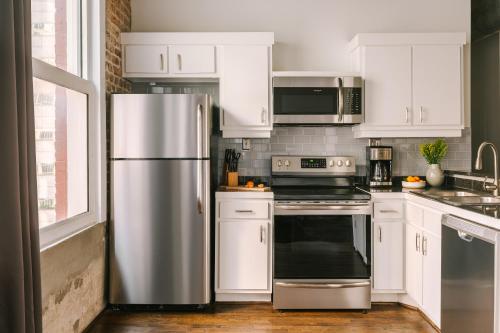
[405,201,442,328]
[373,221,404,290]
[215,192,273,302]
[421,232,441,327]
[405,222,423,304]
[218,220,269,290]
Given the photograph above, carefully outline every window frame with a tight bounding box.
[33,0,105,250]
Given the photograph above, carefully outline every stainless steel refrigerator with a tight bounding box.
[110,93,211,305]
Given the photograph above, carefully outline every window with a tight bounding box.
[31,0,83,76]
[33,78,88,228]
[32,0,102,249]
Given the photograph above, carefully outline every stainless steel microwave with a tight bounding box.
[273,76,363,125]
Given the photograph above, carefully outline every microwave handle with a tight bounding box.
[337,77,344,122]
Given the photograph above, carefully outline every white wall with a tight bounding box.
[131,0,470,69]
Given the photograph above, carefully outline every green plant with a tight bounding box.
[419,139,448,165]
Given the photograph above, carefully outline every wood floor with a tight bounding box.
[86,303,438,333]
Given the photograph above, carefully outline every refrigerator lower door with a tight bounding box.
[110,159,210,305]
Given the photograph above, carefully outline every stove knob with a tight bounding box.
[329,160,334,167]
[337,160,343,167]
[277,160,283,167]
[345,160,352,167]
[284,160,291,167]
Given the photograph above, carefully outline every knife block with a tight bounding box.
[227,172,239,187]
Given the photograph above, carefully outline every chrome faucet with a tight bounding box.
[475,142,499,196]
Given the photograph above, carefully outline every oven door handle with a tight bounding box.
[274,204,369,211]
[275,281,370,289]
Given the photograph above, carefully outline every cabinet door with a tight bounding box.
[422,232,441,327]
[169,45,216,74]
[373,221,404,290]
[413,45,462,126]
[124,45,168,74]
[405,223,423,305]
[363,46,412,126]
[218,221,269,290]
[220,45,270,129]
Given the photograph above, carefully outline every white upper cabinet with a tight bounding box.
[121,32,275,138]
[124,45,168,74]
[220,45,272,137]
[350,33,466,138]
[169,45,216,74]
[412,45,462,126]
[363,46,412,126]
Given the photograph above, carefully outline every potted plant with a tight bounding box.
[419,139,448,187]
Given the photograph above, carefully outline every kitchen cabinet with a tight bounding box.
[121,32,275,138]
[421,231,441,327]
[413,45,462,126]
[220,45,272,138]
[363,46,412,126]
[372,199,405,292]
[124,45,168,74]
[218,220,269,290]
[405,222,423,304]
[350,33,466,138]
[168,45,216,74]
[215,192,273,302]
[373,221,404,290]
[405,201,443,328]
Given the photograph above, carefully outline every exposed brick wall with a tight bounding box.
[105,0,132,219]
[106,0,132,95]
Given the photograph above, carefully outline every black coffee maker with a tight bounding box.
[366,140,392,187]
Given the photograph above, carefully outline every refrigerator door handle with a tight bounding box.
[197,104,204,214]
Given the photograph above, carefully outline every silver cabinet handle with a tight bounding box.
[405,107,409,123]
[419,106,423,123]
[416,233,421,252]
[261,108,267,124]
[275,204,370,210]
[275,281,370,289]
[378,225,382,243]
[235,210,254,213]
[337,77,344,122]
[177,54,182,71]
[160,53,164,71]
[422,236,427,256]
[260,225,265,243]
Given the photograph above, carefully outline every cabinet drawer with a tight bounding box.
[219,200,270,219]
[373,201,404,219]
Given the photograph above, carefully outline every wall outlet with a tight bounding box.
[242,138,251,151]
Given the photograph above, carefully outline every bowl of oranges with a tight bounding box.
[402,176,426,189]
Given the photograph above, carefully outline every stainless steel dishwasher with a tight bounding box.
[442,214,497,333]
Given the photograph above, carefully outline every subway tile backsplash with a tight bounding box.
[216,127,471,183]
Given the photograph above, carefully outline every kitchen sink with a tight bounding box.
[442,196,500,205]
[427,190,479,198]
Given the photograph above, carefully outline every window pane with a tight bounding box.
[31,0,82,76]
[33,77,88,228]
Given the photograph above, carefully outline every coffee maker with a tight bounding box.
[366,140,392,187]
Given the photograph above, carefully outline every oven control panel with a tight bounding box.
[272,156,356,174]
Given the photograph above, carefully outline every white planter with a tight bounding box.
[426,164,444,187]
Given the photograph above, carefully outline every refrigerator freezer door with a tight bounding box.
[111,94,210,159]
[110,159,210,304]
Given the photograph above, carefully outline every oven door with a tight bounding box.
[273,202,371,309]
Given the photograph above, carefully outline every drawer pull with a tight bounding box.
[235,210,254,213]
[379,209,399,213]
[275,281,370,289]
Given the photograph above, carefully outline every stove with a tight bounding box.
[271,155,372,310]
